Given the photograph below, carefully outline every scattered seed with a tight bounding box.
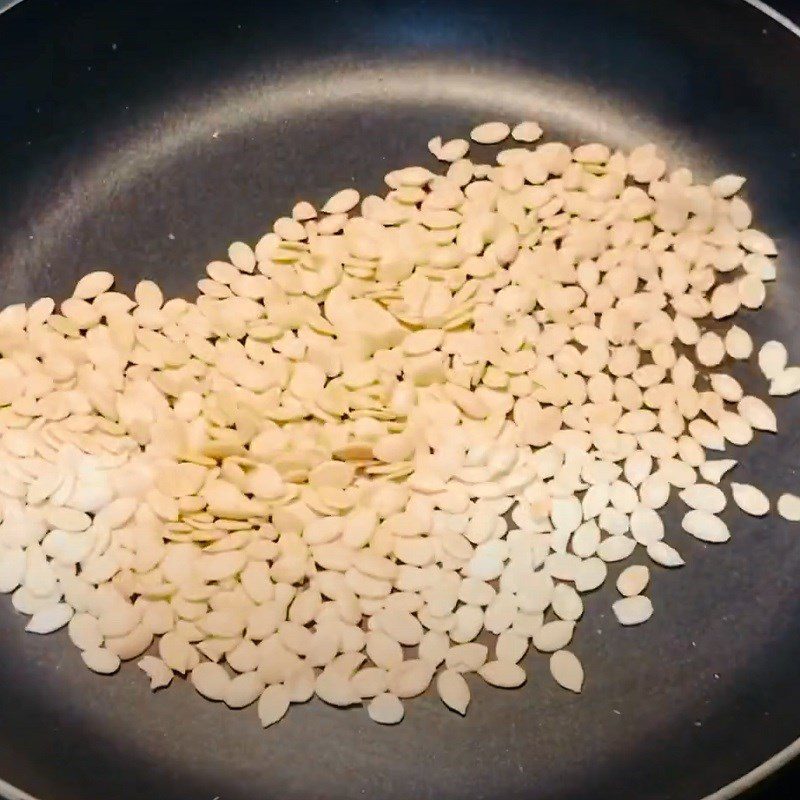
[0,121,786,732]
[511,121,543,143]
[612,595,654,626]
[758,341,787,380]
[777,493,800,522]
[470,121,510,144]
[258,684,291,728]
[549,650,583,692]
[367,692,405,724]
[478,660,526,688]
[682,510,731,543]
[769,367,800,396]
[730,483,769,516]
[437,669,470,714]
[616,565,650,597]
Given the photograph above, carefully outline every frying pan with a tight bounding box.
[1,0,800,798]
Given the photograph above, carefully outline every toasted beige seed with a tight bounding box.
[0,122,787,731]
[616,565,650,597]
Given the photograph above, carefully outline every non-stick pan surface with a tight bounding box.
[1,1,800,798]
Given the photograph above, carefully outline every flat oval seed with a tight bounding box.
[26,603,73,634]
[681,510,730,543]
[436,669,470,714]
[512,121,543,142]
[616,565,650,596]
[646,541,685,568]
[549,650,584,692]
[730,483,769,516]
[81,646,121,675]
[758,341,787,380]
[74,271,114,299]
[470,121,511,144]
[777,493,800,522]
[258,684,291,727]
[322,188,360,214]
[678,484,727,514]
[368,692,405,724]
[612,595,654,626]
[478,660,526,688]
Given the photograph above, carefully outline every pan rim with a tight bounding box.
[0,0,797,798]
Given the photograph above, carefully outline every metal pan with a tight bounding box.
[1,1,799,798]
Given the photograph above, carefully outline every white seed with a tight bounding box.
[437,669,470,714]
[758,341,787,380]
[646,541,685,568]
[696,332,725,367]
[511,121,543,142]
[532,620,575,652]
[711,174,746,198]
[612,595,653,626]
[730,483,769,516]
[681,510,731,543]
[368,692,404,724]
[596,535,636,562]
[699,459,737,484]
[138,656,173,690]
[738,396,777,432]
[436,138,470,162]
[777,493,800,522]
[322,188,360,215]
[470,121,511,144]
[191,662,229,701]
[74,271,114,299]
[478,660,526,688]
[679,484,727,514]
[81,646,121,675]
[770,368,800,396]
[725,326,753,359]
[549,650,583,692]
[258,684,291,728]
[26,603,73,634]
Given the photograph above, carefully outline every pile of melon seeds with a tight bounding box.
[0,119,799,728]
